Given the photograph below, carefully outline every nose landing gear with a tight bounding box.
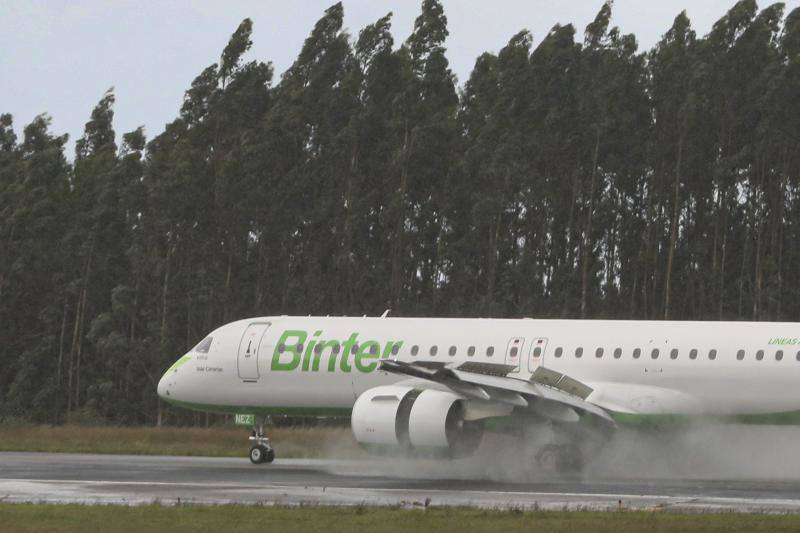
[248,418,275,464]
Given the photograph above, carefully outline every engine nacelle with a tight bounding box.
[351,385,484,456]
[351,385,418,447]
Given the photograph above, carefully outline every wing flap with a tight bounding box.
[530,367,593,399]
[379,360,614,425]
[456,361,517,376]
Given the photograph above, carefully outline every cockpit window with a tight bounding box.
[194,337,213,354]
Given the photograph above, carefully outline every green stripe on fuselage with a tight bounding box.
[161,396,352,417]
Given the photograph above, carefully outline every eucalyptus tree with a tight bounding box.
[1,115,70,421]
[648,12,698,320]
[389,0,458,313]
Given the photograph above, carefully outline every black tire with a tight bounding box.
[535,443,583,474]
[536,445,560,472]
[249,445,265,464]
[264,447,275,463]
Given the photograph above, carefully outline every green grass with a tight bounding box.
[0,504,798,532]
[0,424,364,458]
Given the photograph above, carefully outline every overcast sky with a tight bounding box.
[2,0,798,154]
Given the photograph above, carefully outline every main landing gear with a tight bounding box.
[249,417,275,464]
[520,416,611,475]
[534,443,584,473]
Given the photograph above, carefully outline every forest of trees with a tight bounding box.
[2,0,800,425]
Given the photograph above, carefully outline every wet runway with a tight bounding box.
[2,451,800,512]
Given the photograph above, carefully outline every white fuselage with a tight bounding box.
[157,316,800,416]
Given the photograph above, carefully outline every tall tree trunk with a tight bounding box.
[74,244,93,412]
[66,290,81,420]
[57,293,68,385]
[130,281,139,342]
[580,130,601,318]
[718,230,727,319]
[186,295,193,348]
[67,240,94,418]
[663,133,684,320]
[391,122,410,309]
[752,157,766,320]
[342,141,358,310]
[486,212,501,313]
[561,168,581,317]
[160,247,171,354]
[737,201,749,318]
[224,246,233,321]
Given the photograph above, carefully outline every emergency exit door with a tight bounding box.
[504,337,525,372]
[528,337,548,373]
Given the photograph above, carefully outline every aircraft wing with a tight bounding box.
[379,359,616,427]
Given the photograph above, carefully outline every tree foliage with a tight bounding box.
[1,1,799,424]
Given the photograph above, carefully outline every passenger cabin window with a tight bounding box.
[467,346,476,356]
[370,344,378,355]
[633,348,641,359]
[796,350,800,361]
[596,347,604,358]
[575,347,584,358]
[430,346,438,356]
[350,344,358,354]
[776,350,784,361]
[486,346,495,357]
[689,349,698,360]
[297,343,304,353]
[391,344,400,356]
[278,343,286,353]
[533,347,542,357]
[449,346,457,356]
[333,344,341,354]
[756,349,764,361]
[651,348,659,359]
[613,348,622,359]
[555,347,563,358]
[314,344,323,354]
[194,337,213,353]
[737,349,745,360]
[670,348,678,360]
[709,349,717,360]
[411,345,419,356]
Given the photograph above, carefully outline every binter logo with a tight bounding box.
[270,330,403,373]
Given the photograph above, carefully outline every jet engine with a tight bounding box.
[351,385,485,457]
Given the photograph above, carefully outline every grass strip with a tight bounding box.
[0,503,799,533]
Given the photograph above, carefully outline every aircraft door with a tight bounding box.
[504,337,525,372]
[528,337,548,373]
[238,322,270,381]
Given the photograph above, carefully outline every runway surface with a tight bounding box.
[3,450,800,512]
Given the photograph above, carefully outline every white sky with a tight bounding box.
[2,0,797,154]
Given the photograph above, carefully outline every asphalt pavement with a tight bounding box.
[2,450,800,512]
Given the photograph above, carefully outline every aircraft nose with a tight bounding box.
[157,372,170,399]
[158,353,190,400]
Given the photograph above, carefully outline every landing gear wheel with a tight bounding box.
[535,443,584,474]
[263,447,275,463]
[536,445,560,472]
[248,416,275,465]
[249,445,267,464]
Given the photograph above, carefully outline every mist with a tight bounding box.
[327,422,800,484]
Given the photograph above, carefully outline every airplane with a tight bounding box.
[157,313,800,471]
